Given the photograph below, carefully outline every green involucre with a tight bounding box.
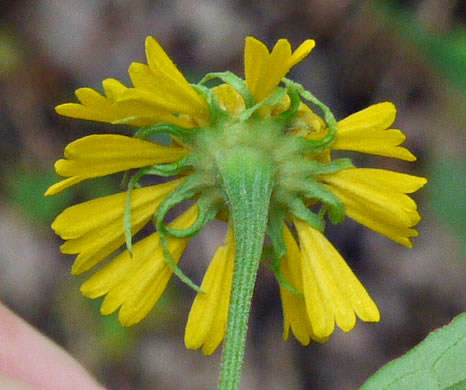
[122,78,351,292]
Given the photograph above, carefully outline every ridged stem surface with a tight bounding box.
[217,147,274,390]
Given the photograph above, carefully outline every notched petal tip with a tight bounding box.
[118,308,144,327]
[245,36,268,51]
[54,103,85,117]
[272,38,292,54]
[44,176,84,197]
[289,39,316,66]
[362,306,381,323]
[80,280,103,300]
[54,103,69,113]
[336,312,357,333]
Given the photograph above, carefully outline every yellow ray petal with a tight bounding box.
[58,180,180,275]
[56,37,209,126]
[102,78,127,101]
[116,87,202,118]
[300,249,335,338]
[66,218,147,275]
[80,236,139,299]
[244,37,315,103]
[96,233,168,318]
[294,219,335,338]
[244,37,269,97]
[128,62,205,115]
[301,225,380,323]
[333,128,416,161]
[327,195,419,248]
[280,225,313,345]
[52,180,180,239]
[295,219,357,333]
[332,103,416,161]
[185,227,234,355]
[212,84,246,117]
[289,40,316,67]
[253,39,292,103]
[322,168,427,247]
[145,36,189,87]
[45,135,186,195]
[117,234,188,326]
[81,206,198,325]
[44,176,83,196]
[61,134,185,166]
[128,62,160,91]
[145,37,209,119]
[55,80,192,128]
[74,87,107,106]
[338,102,396,132]
[145,37,204,104]
[294,219,379,335]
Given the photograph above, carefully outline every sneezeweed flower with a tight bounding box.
[46,36,426,389]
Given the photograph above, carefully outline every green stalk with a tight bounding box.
[217,147,274,390]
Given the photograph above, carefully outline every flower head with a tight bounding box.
[47,36,426,354]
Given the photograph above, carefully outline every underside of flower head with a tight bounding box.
[47,35,426,355]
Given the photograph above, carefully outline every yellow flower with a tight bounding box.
[47,36,426,354]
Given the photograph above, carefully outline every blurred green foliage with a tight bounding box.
[375,0,466,92]
[6,167,119,225]
[6,168,73,225]
[428,157,466,257]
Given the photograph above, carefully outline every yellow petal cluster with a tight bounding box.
[280,222,380,344]
[52,180,181,275]
[332,102,416,161]
[280,225,324,345]
[294,220,380,337]
[322,169,426,247]
[56,37,209,128]
[81,205,198,326]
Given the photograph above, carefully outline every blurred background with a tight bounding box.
[0,0,465,389]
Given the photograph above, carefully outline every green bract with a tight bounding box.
[123,74,352,293]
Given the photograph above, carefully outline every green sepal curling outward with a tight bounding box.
[279,85,300,124]
[239,87,288,121]
[134,123,197,142]
[191,84,230,125]
[267,206,303,297]
[162,189,224,239]
[154,175,209,293]
[199,71,256,109]
[283,78,338,153]
[122,157,191,255]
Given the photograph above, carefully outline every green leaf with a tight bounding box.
[361,313,466,390]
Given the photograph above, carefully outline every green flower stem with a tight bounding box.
[217,146,274,390]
